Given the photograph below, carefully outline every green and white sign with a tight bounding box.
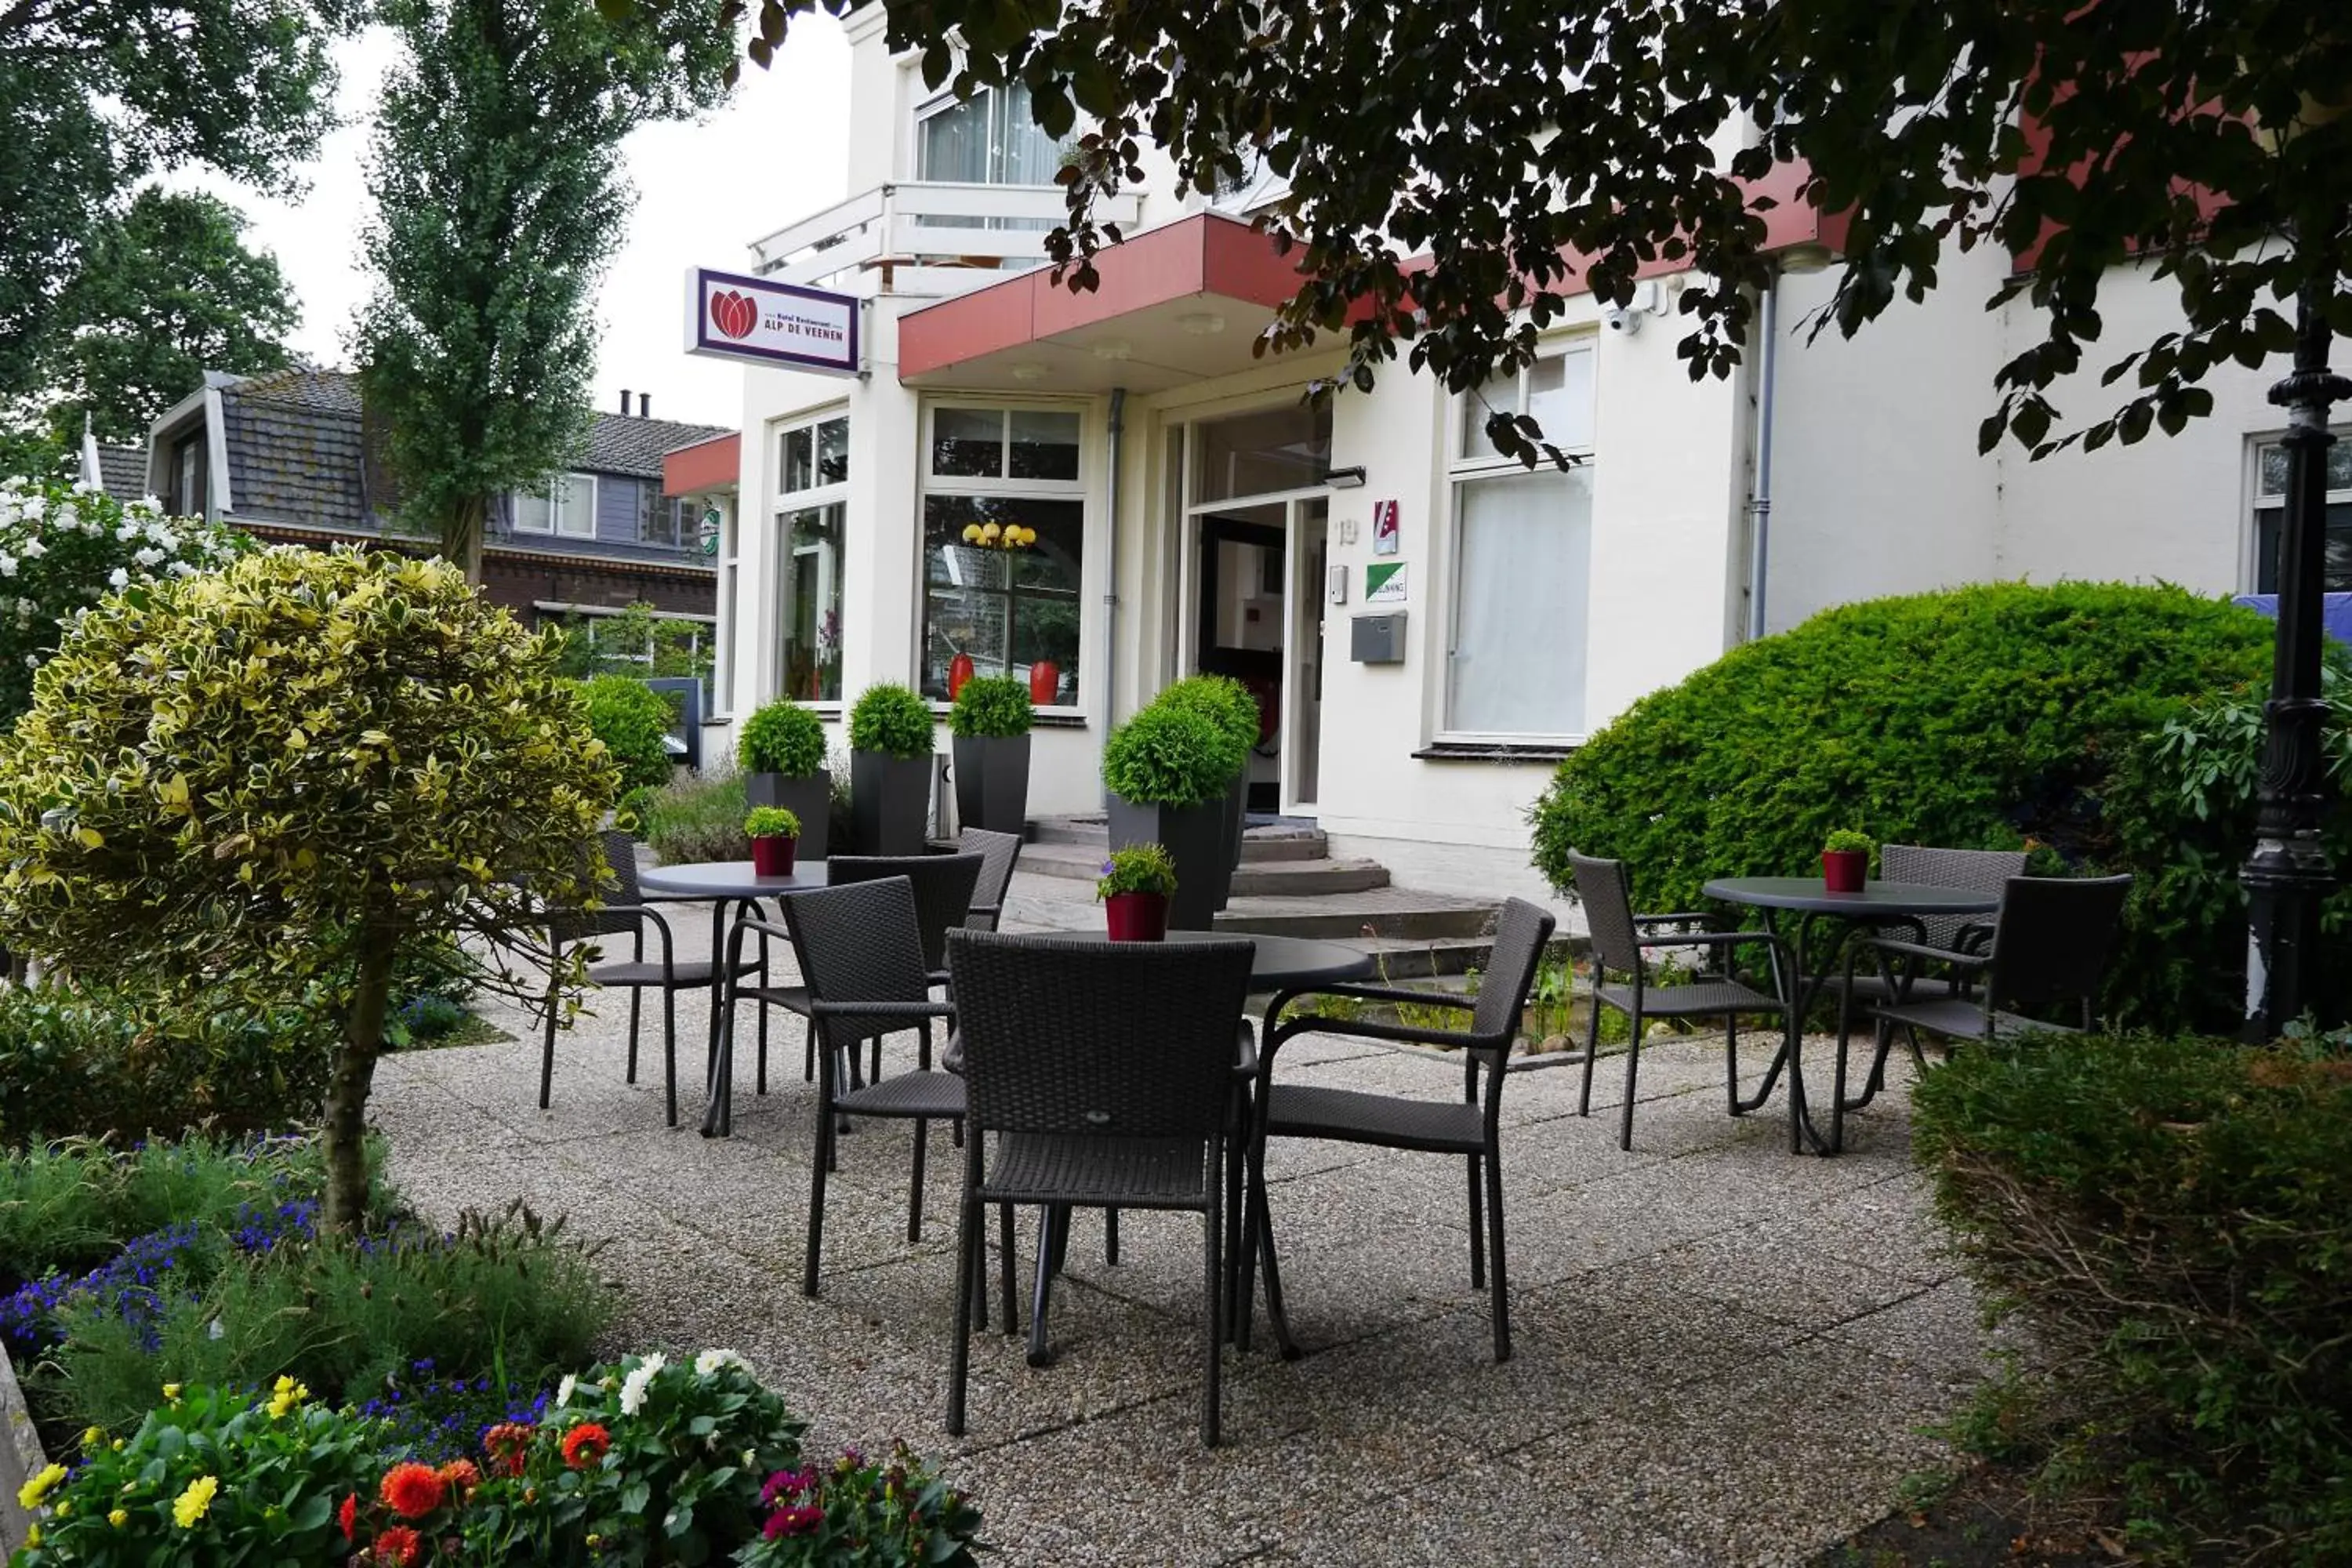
[1365,561,1408,604]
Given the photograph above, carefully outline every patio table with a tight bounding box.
[1700,876,1998,1153]
[1018,929,1373,1367]
[637,858,835,1137]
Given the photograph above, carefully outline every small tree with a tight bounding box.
[0,547,619,1229]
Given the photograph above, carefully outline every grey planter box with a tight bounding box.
[1214,767,1249,910]
[952,734,1031,836]
[851,751,933,855]
[1108,795,1227,931]
[744,771,832,862]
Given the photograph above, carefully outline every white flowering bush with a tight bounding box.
[0,471,249,720]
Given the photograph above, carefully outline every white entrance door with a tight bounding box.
[1282,497,1328,814]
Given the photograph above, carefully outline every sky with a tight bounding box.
[169,19,854,431]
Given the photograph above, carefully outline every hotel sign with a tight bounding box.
[685,267,859,376]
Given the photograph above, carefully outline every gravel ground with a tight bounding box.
[372,870,2002,1566]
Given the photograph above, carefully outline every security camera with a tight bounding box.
[1602,305,1641,336]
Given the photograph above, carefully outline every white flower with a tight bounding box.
[23,654,38,670]
[0,554,16,578]
[692,1348,742,1377]
[167,561,197,578]
[114,522,138,542]
[617,1352,666,1415]
[22,538,43,558]
[555,1374,577,1408]
[107,568,129,589]
[132,546,164,568]
[54,503,76,529]
[69,479,93,495]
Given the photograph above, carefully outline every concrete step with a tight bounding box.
[1208,892,1496,942]
[1027,814,1328,865]
[1018,837,1389,896]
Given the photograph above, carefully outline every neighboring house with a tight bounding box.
[704,9,2333,902]
[128,368,728,646]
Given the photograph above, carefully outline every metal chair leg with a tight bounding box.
[1466,1152,1485,1290]
[946,1191,980,1436]
[1617,1007,1646,1151]
[626,988,643,1083]
[1105,1207,1120,1265]
[909,1118,928,1243]
[662,986,679,1127]
[998,1197,1020,1336]
[1577,992,1602,1116]
[539,992,559,1111]
[1486,1140,1511,1363]
[1203,1159,1224,1448]
[1723,1011,1740,1115]
[802,1093,833,1298]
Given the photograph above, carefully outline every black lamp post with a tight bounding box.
[2242,273,2348,1038]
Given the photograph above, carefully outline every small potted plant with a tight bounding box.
[1098,843,1178,942]
[948,673,1033,835]
[848,681,938,855]
[1101,701,1247,931]
[745,805,802,877]
[1822,829,1873,893]
[738,699,832,861]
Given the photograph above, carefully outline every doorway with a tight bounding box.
[1189,494,1327,815]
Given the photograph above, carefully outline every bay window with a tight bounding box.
[1444,346,1597,739]
[775,409,848,702]
[920,405,1083,705]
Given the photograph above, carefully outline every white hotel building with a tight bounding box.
[678,6,2343,903]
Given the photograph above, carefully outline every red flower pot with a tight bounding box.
[1028,659,1060,706]
[1104,891,1168,942]
[1821,849,1866,893]
[948,652,975,699]
[750,834,798,877]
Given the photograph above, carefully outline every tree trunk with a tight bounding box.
[443,492,488,586]
[324,940,397,1232]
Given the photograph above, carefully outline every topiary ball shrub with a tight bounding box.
[848,681,935,759]
[1913,1028,2352,1564]
[1102,702,1243,808]
[948,674,1033,739]
[738,697,828,776]
[1157,673,1261,761]
[582,674,676,797]
[1528,581,2316,1029]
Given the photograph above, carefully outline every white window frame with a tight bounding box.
[919,398,1088,710]
[535,601,716,669]
[640,491,696,550]
[514,471,599,540]
[912,80,1066,188]
[2247,426,2352,593]
[772,405,851,710]
[1439,340,1599,746]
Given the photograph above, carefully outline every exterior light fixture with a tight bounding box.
[1009,361,1048,383]
[1774,242,1837,275]
[1320,465,1367,489]
[1090,339,1133,361]
[1178,311,1227,336]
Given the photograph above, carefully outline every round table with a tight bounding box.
[1032,927,1373,993]
[638,859,837,1136]
[1701,876,2001,1152]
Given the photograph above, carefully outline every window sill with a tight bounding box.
[926,705,1090,730]
[1410,739,1578,764]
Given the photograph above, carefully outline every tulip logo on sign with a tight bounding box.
[709,290,758,341]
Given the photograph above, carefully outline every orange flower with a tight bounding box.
[371,1524,423,1566]
[560,1422,612,1471]
[436,1457,481,1495]
[377,1462,447,1520]
[337,1494,357,1543]
[483,1421,536,1478]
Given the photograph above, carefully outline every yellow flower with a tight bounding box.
[82,1425,103,1449]
[265,1374,308,1418]
[17,1462,67,1512]
[55,1499,70,1519]
[21,1525,37,1549]
[171,1474,218,1529]
[109,1508,129,1527]
[162,1383,182,1402]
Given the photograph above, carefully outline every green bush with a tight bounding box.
[637,771,750,863]
[1102,701,1244,808]
[848,682,936,760]
[582,673,677,797]
[739,697,829,776]
[1526,582,2328,1029]
[1914,1029,2352,1563]
[947,675,1033,739]
[1157,673,1261,760]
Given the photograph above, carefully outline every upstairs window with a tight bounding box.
[2251,432,2352,593]
[640,491,699,550]
[514,472,598,539]
[916,81,1065,187]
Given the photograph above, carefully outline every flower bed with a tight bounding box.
[11,1353,981,1566]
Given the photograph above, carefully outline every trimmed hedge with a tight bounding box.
[1157,673,1261,758]
[848,681,935,759]
[948,674,1033,739]
[1915,1030,2352,1563]
[1528,582,2350,1029]
[738,697,828,776]
[1102,702,1243,808]
[582,674,675,797]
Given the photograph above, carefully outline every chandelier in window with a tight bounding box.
[960,521,1036,550]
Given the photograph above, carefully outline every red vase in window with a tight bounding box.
[1028,659,1059,706]
[947,652,975,699]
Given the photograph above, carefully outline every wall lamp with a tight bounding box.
[1320,465,1367,489]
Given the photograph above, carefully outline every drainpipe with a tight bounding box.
[1745,271,1780,643]
[1102,387,1127,770]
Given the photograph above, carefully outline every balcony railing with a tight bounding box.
[748,181,1145,298]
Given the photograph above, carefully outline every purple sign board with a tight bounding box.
[684,267,859,376]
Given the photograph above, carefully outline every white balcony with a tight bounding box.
[747,182,1145,299]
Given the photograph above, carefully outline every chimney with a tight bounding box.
[638,392,651,419]
[619,388,632,415]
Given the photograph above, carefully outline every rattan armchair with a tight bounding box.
[956,828,1025,931]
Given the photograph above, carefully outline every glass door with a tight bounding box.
[1283,498,1327,812]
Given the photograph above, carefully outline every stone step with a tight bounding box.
[1208,892,1496,942]
[1017,837,1389,896]
[1027,814,1327,865]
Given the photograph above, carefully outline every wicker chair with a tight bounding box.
[734,851,982,1091]
[1832,873,2132,1150]
[1564,852,1798,1153]
[1827,844,2027,1002]
[1245,898,1555,1363]
[943,930,1256,1446]
[956,828,1025,931]
[725,876,984,1300]
[540,830,761,1127]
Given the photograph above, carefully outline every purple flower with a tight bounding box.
[763,1504,826,1540]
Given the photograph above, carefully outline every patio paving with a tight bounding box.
[372,869,2002,1566]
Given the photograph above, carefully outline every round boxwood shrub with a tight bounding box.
[1102,702,1244,808]
[1528,582,2324,1029]
[849,681,935,759]
[582,675,674,797]
[737,697,828,776]
[948,674,1033,739]
[1157,673,1261,762]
